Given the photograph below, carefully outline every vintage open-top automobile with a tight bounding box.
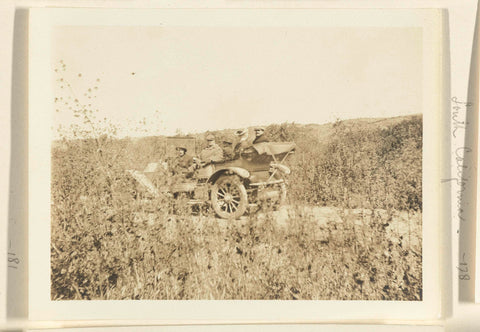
[129,141,296,219]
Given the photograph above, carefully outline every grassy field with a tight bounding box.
[51,115,422,300]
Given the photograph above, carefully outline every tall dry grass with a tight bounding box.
[51,117,422,300]
[51,65,422,300]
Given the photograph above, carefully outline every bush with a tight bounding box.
[286,116,422,211]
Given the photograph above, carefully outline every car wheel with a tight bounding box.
[211,175,248,219]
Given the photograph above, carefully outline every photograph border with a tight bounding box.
[29,7,446,322]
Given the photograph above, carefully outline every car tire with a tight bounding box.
[211,175,248,219]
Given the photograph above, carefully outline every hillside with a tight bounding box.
[52,114,422,211]
[50,113,423,301]
[52,114,419,149]
[109,114,421,158]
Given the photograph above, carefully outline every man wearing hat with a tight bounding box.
[172,146,194,177]
[222,137,235,161]
[199,134,224,164]
[253,126,269,144]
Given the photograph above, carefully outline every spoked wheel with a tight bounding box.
[211,175,248,219]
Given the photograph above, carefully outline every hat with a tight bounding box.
[254,127,265,132]
[176,146,187,153]
[206,134,215,141]
[235,128,248,136]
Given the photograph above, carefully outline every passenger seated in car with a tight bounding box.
[233,128,250,158]
[252,127,269,144]
[199,134,224,165]
[171,146,194,178]
[222,138,235,161]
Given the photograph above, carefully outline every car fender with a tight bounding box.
[207,167,250,184]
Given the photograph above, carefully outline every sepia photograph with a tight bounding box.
[28,8,445,321]
[49,25,423,301]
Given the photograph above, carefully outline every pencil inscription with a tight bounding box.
[451,97,472,138]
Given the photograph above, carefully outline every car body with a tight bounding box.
[129,141,296,219]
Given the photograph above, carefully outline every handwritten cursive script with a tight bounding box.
[444,97,474,283]
[442,147,471,223]
[452,96,472,138]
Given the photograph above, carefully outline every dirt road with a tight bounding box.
[135,205,421,247]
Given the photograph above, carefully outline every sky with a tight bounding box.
[52,26,422,137]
